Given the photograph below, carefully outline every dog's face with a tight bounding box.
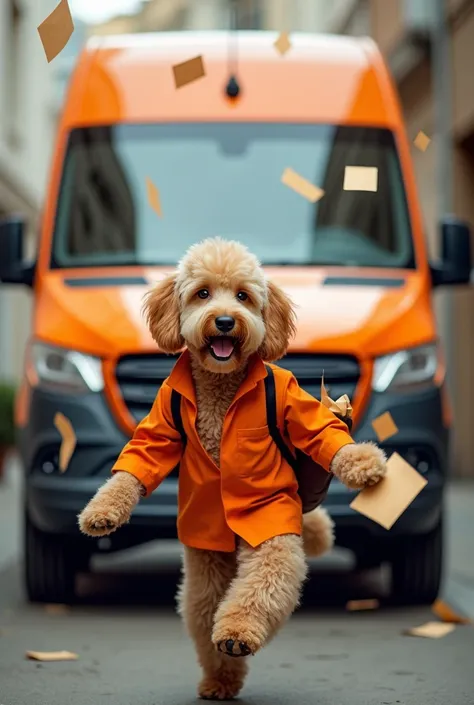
[143,238,296,374]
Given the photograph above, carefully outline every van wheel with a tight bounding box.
[389,520,443,605]
[24,512,89,603]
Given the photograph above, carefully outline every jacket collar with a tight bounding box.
[167,349,268,405]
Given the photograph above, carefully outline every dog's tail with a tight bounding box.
[302,506,335,557]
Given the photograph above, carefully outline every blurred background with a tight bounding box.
[0,3,474,703]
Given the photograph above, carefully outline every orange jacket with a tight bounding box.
[112,351,354,551]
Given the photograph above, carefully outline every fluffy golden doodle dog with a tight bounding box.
[79,237,386,700]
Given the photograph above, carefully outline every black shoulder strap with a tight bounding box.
[264,365,298,472]
[170,389,187,446]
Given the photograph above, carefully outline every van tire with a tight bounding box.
[24,512,88,604]
[389,520,443,605]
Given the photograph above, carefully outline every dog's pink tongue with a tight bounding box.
[211,338,234,358]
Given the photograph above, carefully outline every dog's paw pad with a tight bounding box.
[216,639,252,657]
[198,676,243,700]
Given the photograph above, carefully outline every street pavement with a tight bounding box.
[1,459,474,705]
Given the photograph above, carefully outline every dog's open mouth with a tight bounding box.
[207,336,237,361]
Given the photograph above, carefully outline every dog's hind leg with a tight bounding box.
[176,546,248,700]
[212,534,307,657]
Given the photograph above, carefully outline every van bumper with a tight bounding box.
[19,383,448,553]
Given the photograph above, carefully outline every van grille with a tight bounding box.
[115,353,360,425]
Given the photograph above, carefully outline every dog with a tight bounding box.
[79,237,386,700]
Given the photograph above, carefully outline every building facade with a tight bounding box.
[0,0,56,382]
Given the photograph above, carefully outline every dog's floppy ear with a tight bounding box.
[142,274,184,353]
[258,280,297,362]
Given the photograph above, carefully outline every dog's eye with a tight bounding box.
[197,289,210,299]
[237,291,248,302]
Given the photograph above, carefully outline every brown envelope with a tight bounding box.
[37,0,74,63]
[371,411,398,442]
[350,452,427,530]
[54,412,76,472]
[281,168,324,203]
[146,177,162,217]
[172,55,206,89]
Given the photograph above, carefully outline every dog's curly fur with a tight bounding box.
[78,237,387,700]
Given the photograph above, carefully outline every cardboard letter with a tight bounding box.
[343,166,378,192]
[274,32,291,55]
[346,599,380,612]
[146,177,162,217]
[26,650,78,661]
[371,411,398,442]
[172,55,206,88]
[281,168,324,203]
[414,131,431,152]
[54,412,76,473]
[38,0,74,63]
[350,453,427,530]
[404,622,455,639]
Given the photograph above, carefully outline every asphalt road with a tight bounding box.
[1,465,474,705]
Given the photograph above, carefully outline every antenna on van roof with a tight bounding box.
[225,0,241,101]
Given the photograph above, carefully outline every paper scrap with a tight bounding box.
[37,0,74,63]
[432,598,471,625]
[53,412,76,473]
[346,599,380,611]
[45,604,70,616]
[274,32,291,55]
[321,375,352,417]
[26,650,78,661]
[371,411,398,443]
[404,621,455,639]
[281,168,324,203]
[343,166,378,192]
[146,177,162,217]
[414,131,431,152]
[350,452,427,530]
[172,55,205,89]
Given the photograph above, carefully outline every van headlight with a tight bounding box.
[29,342,104,393]
[372,344,439,393]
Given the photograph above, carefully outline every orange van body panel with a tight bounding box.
[34,32,438,435]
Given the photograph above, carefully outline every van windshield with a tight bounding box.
[52,123,414,269]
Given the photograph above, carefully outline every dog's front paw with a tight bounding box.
[330,442,386,490]
[78,503,124,537]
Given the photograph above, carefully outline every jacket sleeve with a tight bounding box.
[283,373,354,472]
[111,382,183,497]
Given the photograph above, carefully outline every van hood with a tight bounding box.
[35,268,436,360]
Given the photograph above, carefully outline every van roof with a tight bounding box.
[64,30,399,128]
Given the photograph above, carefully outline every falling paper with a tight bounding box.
[281,168,324,203]
[54,412,76,472]
[26,650,78,661]
[346,599,380,612]
[371,411,398,443]
[350,452,427,530]
[45,604,70,616]
[432,598,471,625]
[404,622,455,639]
[321,375,352,417]
[37,0,74,63]
[172,55,206,89]
[146,177,162,217]
[414,131,431,152]
[274,32,291,56]
[343,166,378,192]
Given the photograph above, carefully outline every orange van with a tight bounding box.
[0,31,471,605]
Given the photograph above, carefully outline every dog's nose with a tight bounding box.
[215,316,235,333]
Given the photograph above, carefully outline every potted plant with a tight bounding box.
[0,382,15,480]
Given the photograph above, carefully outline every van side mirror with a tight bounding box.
[0,216,35,287]
[431,216,472,287]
